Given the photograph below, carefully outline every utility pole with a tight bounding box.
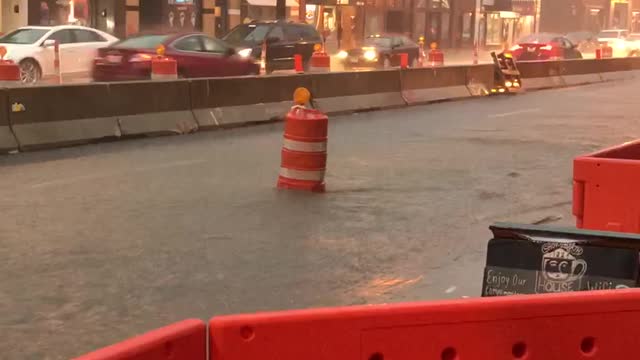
[276,0,287,20]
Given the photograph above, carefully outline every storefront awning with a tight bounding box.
[247,0,299,7]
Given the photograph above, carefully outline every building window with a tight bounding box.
[432,0,450,9]
[486,12,501,45]
[461,12,472,42]
[37,0,90,26]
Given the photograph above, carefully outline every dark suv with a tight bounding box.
[223,21,322,73]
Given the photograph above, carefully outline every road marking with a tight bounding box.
[445,286,457,294]
[31,159,206,189]
[488,108,540,118]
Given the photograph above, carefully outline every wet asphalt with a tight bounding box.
[1,78,639,359]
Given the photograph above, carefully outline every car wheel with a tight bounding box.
[19,59,41,84]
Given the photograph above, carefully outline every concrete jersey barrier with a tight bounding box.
[109,80,198,136]
[311,70,405,113]
[399,65,493,104]
[8,83,119,150]
[190,74,313,129]
[5,57,640,154]
[0,89,18,152]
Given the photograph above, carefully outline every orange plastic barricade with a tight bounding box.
[209,289,640,360]
[74,319,206,360]
[574,139,640,233]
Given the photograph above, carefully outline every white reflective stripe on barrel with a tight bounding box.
[151,73,178,80]
[283,138,327,152]
[279,168,325,181]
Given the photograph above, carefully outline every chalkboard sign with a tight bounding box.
[482,223,640,297]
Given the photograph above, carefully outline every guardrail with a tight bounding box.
[1,57,639,153]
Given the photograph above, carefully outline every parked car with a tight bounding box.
[92,32,258,81]
[222,20,322,74]
[566,31,598,55]
[506,33,582,61]
[0,25,118,83]
[596,29,630,57]
[337,34,420,69]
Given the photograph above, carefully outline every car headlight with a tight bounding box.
[337,50,348,59]
[363,50,377,61]
[237,48,253,58]
[616,39,626,49]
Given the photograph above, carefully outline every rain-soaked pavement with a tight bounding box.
[2,78,639,359]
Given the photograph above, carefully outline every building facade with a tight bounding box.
[540,0,640,33]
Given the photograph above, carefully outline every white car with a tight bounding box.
[0,25,118,83]
[596,29,630,57]
[628,33,640,56]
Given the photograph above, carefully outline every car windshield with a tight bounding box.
[517,34,558,44]
[112,35,170,49]
[0,28,49,44]
[223,24,272,44]
[598,31,623,38]
[364,37,392,47]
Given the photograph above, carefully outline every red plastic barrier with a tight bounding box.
[574,139,640,233]
[294,54,304,73]
[209,289,640,360]
[74,319,206,360]
[399,53,408,69]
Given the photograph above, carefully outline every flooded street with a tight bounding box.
[1,79,639,359]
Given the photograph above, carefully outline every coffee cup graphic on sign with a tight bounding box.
[541,245,587,282]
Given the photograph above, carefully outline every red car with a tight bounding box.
[93,32,259,81]
[506,33,583,61]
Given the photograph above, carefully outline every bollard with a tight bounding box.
[473,42,479,65]
[427,42,444,67]
[260,40,267,75]
[417,36,426,67]
[0,46,20,86]
[277,87,328,193]
[53,40,61,84]
[399,53,408,69]
[151,45,178,80]
[294,54,304,73]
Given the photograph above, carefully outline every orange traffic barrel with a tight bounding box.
[151,45,178,80]
[427,42,444,66]
[309,52,330,72]
[0,46,20,85]
[277,105,328,193]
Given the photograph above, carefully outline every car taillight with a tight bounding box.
[129,53,153,63]
[510,44,522,51]
[541,44,553,51]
